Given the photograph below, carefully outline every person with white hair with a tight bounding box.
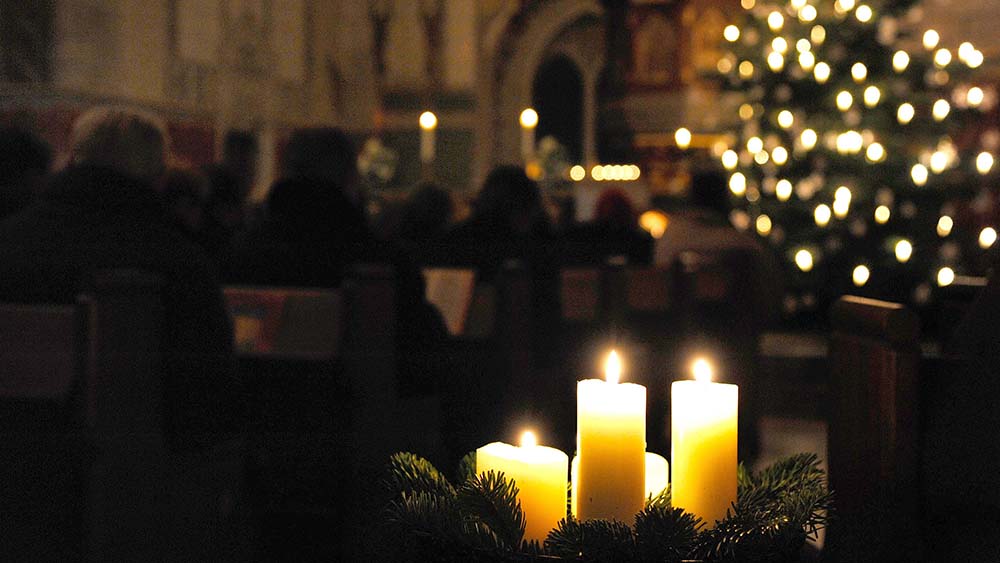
[0,106,246,450]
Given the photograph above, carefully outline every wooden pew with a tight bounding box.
[0,270,248,561]
[826,295,922,562]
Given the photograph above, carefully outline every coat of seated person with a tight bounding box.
[0,107,245,451]
[226,128,447,396]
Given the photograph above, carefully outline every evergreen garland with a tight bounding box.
[382,452,831,562]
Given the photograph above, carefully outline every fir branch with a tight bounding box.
[457,470,527,550]
[634,505,702,563]
[385,452,456,498]
[545,517,636,561]
[457,450,477,483]
[644,483,671,510]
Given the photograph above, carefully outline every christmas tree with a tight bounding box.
[713,0,996,318]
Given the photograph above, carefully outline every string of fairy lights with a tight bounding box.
[700,0,997,308]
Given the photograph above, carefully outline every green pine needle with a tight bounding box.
[457,470,527,550]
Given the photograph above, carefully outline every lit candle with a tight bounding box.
[577,350,646,522]
[419,111,437,164]
[519,108,538,164]
[476,430,569,543]
[671,358,738,527]
[571,451,668,518]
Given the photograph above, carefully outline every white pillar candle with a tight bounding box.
[671,358,738,527]
[476,431,568,543]
[577,350,646,522]
[419,111,437,164]
[519,108,538,164]
[571,451,669,518]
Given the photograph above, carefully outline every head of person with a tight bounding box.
[281,127,360,205]
[474,165,547,236]
[221,130,258,200]
[162,167,209,234]
[69,106,168,186]
[399,182,453,240]
[594,187,636,230]
[688,169,730,216]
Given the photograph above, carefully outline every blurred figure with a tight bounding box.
[0,106,245,449]
[562,187,653,265]
[162,166,209,242]
[0,126,51,219]
[397,182,453,245]
[201,131,259,262]
[228,127,447,395]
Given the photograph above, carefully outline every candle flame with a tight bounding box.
[605,350,622,384]
[521,430,538,448]
[692,358,713,383]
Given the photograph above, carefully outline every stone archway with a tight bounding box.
[474,0,604,185]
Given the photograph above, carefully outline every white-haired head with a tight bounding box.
[69,106,169,184]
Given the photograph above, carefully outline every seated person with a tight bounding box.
[0,126,51,220]
[0,107,245,450]
[561,187,653,266]
[227,128,447,396]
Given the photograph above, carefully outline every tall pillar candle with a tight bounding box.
[419,111,437,164]
[671,358,738,527]
[476,431,568,543]
[571,451,668,518]
[577,350,646,522]
[519,108,538,164]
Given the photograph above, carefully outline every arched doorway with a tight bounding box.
[532,56,583,163]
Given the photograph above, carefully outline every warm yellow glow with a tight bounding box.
[875,205,891,224]
[605,350,622,384]
[739,103,754,120]
[836,91,854,111]
[837,130,864,154]
[772,37,788,54]
[520,108,539,128]
[897,103,915,124]
[729,172,747,196]
[724,25,740,42]
[776,179,793,201]
[938,215,954,237]
[852,63,868,82]
[419,111,438,130]
[958,42,975,62]
[754,151,770,165]
[777,110,794,128]
[814,62,831,83]
[911,163,929,186]
[639,210,668,239]
[895,239,913,262]
[893,50,910,72]
[801,129,818,150]
[756,214,772,236]
[967,50,984,68]
[591,165,604,181]
[675,128,692,149]
[934,48,952,67]
[863,86,881,107]
[717,57,734,74]
[938,267,956,287]
[692,358,713,383]
[799,51,816,70]
[856,5,873,22]
[747,136,763,154]
[741,0,755,8]
[797,39,812,53]
[791,0,806,9]
[866,142,886,162]
[739,61,755,78]
[811,25,826,45]
[930,151,949,173]
[835,186,852,202]
[853,265,870,287]
[569,165,586,181]
[521,430,538,448]
[980,227,998,249]
[923,30,940,50]
[772,146,789,165]
[933,99,951,121]
[722,149,739,170]
[800,5,817,21]
[968,87,985,107]
[833,198,850,218]
[768,51,785,72]
[795,249,814,272]
[768,11,784,31]
[977,152,994,174]
[814,204,832,226]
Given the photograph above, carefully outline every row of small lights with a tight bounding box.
[568,164,642,182]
